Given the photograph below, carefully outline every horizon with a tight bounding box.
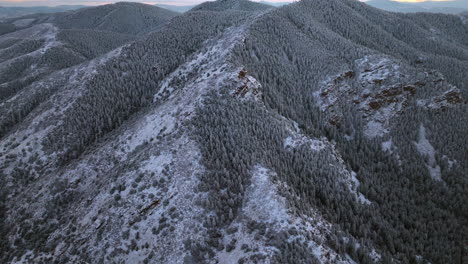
[0,0,465,7]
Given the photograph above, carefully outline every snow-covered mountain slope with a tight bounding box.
[1,0,467,263]
[0,2,178,139]
[1,2,178,36]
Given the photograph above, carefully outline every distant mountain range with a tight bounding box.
[156,1,290,12]
[156,0,468,14]
[3,0,464,18]
[366,0,468,14]
[0,5,84,20]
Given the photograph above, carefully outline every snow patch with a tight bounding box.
[364,120,388,138]
[153,26,249,103]
[417,87,464,110]
[12,18,35,27]
[381,139,393,153]
[349,172,371,205]
[284,136,327,151]
[284,122,327,151]
[356,56,402,85]
[414,125,442,181]
[243,166,289,228]
[234,165,352,263]
[460,15,468,25]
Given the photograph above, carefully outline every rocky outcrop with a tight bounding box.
[232,68,262,101]
[314,55,463,138]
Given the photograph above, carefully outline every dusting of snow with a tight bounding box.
[349,171,371,205]
[364,120,389,138]
[7,23,263,263]
[12,18,35,27]
[327,142,372,205]
[243,166,289,229]
[460,15,468,25]
[215,227,268,264]
[414,125,442,181]
[0,23,60,63]
[283,122,372,205]
[283,122,327,151]
[369,248,382,262]
[381,138,402,166]
[217,165,354,264]
[0,23,59,82]
[0,45,125,184]
[154,25,249,103]
[356,56,402,85]
[314,55,414,138]
[442,155,457,169]
[231,72,263,101]
[284,135,327,151]
[381,138,393,153]
[417,86,464,110]
[355,55,408,138]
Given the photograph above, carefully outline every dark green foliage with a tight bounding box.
[0,39,44,63]
[58,29,135,59]
[0,38,21,49]
[0,23,15,36]
[38,46,86,70]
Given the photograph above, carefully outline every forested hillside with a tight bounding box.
[0,0,466,263]
[0,3,178,140]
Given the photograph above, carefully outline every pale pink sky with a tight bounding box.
[0,0,460,7]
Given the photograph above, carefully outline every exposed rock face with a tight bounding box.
[418,87,466,110]
[233,68,262,101]
[314,55,464,138]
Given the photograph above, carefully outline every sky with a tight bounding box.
[0,0,463,7]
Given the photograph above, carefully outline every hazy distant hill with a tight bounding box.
[156,1,289,12]
[259,1,291,7]
[0,5,84,20]
[366,0,467,14]
[415,0,467,9]
[190,0,272,12]
[155,4,194,13]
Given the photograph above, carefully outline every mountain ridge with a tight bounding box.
[0,0,466,263]
[190,0,273,12]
